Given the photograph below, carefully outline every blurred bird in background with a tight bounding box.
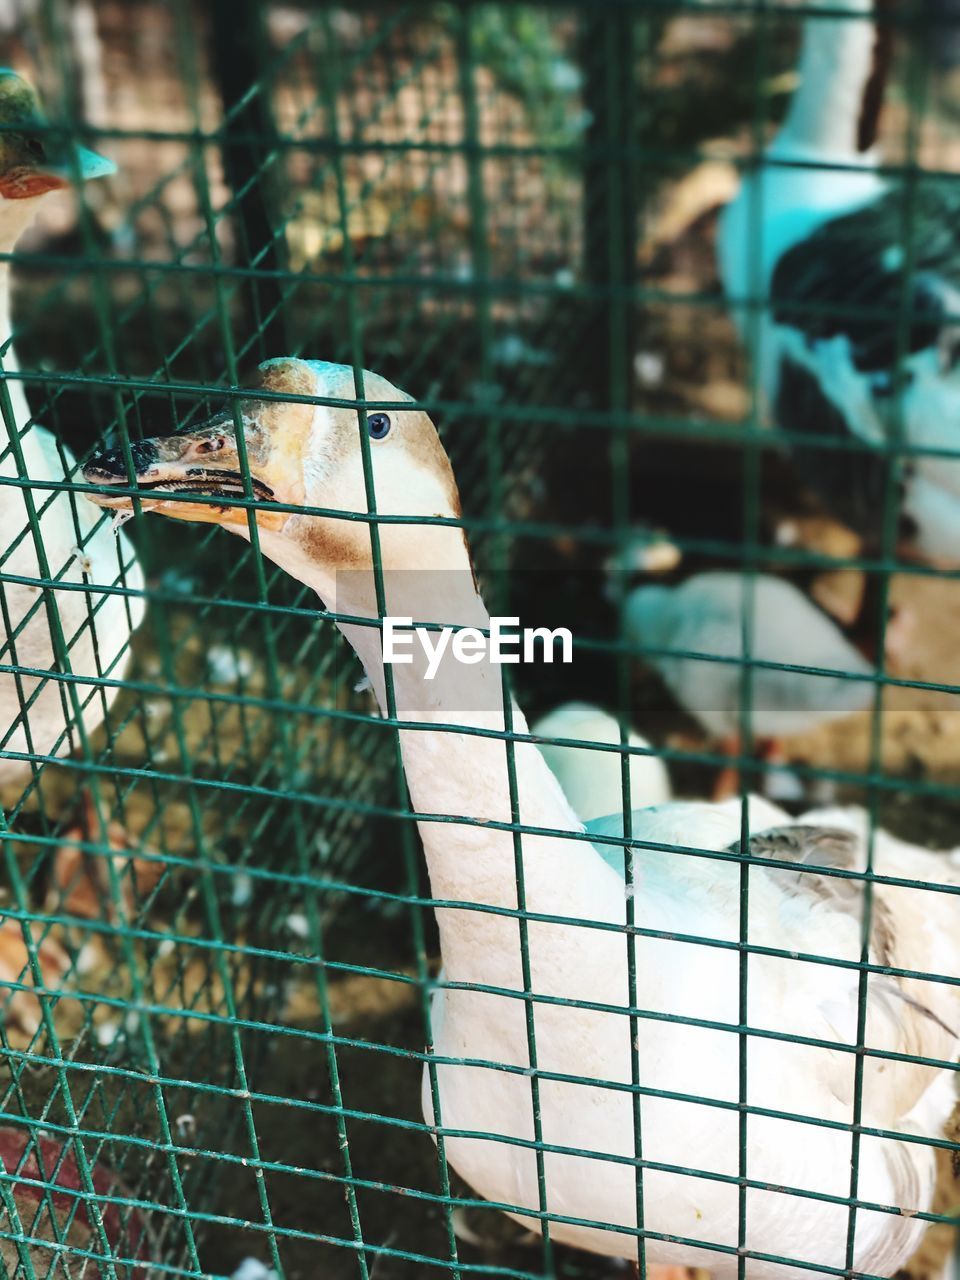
[0,69,143,777]
[719,0,960,635]
[533,701,672,822]
[621,571,879,797]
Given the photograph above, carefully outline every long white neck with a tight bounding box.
[0,260,11,378]
[0,199,46,367]
[718,0,883,299]
[256,521,611,983]
[775,0,877,160]
[0,198,47,440]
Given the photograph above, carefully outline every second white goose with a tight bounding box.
[0,69,144,776]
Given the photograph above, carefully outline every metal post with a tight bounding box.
[208,0,289,360]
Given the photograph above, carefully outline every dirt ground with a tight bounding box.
[782,571,960,783]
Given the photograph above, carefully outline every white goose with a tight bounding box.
[83,358,960,1279]
[718,0,960,563]
[530,533,679,823]
[623,572,877,793]
[0,69,144,774]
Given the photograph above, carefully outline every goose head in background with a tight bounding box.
[0,68,115,394]
[0,68,113,236]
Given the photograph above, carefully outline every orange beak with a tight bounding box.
[0,166,68,199]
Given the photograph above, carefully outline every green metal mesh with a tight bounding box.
[0,1,958,1277]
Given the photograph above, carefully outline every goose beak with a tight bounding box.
[82,416,287,532]
[0,164,69,199]
[0,144,116,200]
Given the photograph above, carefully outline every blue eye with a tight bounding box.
[367,412,391,440]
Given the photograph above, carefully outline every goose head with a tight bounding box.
[83,358,472,603]
[0,69,114,204]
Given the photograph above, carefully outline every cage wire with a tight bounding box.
[0,0,958,1277]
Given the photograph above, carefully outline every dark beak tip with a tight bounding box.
[85,438,161,484]
[83,451,126,483]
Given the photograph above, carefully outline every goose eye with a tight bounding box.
[367,412,391,440]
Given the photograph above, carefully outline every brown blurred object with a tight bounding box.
[641,159,739,266]
[811,571,866,628]
[0,920,68,1036]
[0,1127,150,1276]
[774,514,866,626]
[783,573,960,777]
[47,789,165,923]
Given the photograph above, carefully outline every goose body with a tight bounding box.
[588,792,792,865]
[0,71,144,772]
[532,702,671,822]
[718,0,960,560]
[83,358,960,1277]
[625,572,874,741]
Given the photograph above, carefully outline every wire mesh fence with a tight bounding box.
[0,1,959,1277]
